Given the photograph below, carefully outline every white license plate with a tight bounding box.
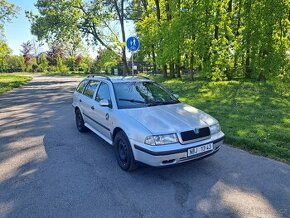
[187,143,213,157]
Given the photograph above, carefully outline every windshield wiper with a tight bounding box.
[118,98,146,104]
[147,100,180,106]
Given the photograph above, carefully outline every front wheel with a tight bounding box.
[114,131,138,171]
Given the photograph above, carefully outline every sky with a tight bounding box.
[4,0,39,55]
[3,0,136,57]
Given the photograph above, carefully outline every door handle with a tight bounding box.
[91,106,95,110]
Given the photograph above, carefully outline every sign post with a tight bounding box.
[126,36,140,75]
[131,51,134,75]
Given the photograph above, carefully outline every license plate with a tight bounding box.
[187,143,213,157]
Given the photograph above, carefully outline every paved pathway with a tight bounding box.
[0,76,290,218]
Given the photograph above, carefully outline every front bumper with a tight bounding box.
[130,131,224,167]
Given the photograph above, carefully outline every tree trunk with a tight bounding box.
[228,0,233,12]
[114,0,129,75]
[244,0,252,79]
[154,0,165,77]
[245,49,251,78]
[176,48,181,78]
[121,47,129,75]
[215,4,219,40]
[165,0,173,78]
[233,0,242,75]
[176,0,181,78]
[169,61,174,78]
[190,53,194,80]
[152,45,157,74]
[236,0,241,36]
[154,0,161,21]
[214,25,219,40]
[163,64,167,78]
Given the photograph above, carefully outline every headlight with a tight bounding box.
[210,123,221,135]
[144,133,178,145]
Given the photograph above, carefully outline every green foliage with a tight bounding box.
[0,0,18,34]
[0,40,26,72]
[0,39,12,71]
[7,55,25,72]
[23,57,37,72]
[27,0,132,74]
[65,55,93,73]
[38,54,48,72]
[136,0,290,81]
[26,0,82,45]
[93,48,120,73]
[56,55,69,74]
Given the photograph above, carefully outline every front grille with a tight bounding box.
[180,127,210,142]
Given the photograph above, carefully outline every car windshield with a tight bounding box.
[113,81,179,109]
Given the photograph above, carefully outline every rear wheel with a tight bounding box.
[75,109,89,132]
[114,131,138,171]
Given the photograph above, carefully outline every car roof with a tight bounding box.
[85,75,152,83]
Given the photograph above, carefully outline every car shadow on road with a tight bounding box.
[1,76,290,218]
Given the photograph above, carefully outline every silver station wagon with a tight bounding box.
[72,75,224,171]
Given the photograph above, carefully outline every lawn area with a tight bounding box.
[156,76,290,163]
[0,74,32,94]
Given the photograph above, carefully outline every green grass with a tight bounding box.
[0,74,32,94]
[152,75,290,163]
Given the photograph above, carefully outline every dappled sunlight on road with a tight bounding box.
[197,181,281,218]
[0,137,46,183]
[0,76,82,217]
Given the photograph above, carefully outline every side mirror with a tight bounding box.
[173,94,179,99]
[99,99,111,107]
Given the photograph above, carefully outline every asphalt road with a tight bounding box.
[1,76,290,218]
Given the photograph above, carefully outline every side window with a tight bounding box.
[96,82,111,102]
[83,80,100,99]
[76,80,88,93]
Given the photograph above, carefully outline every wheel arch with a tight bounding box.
[112,127,125,143]
[75,106,81,113]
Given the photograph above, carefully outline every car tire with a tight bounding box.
[75,109,89,132]
[114,131,138,171]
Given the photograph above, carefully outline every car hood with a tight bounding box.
[120,103,218,134]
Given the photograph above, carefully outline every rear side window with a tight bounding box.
[76,80,88,93]
[83,80,100,98]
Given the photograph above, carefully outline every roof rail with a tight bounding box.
[136,75,150,80]
[87,74,112,82]
[118,75,151,81]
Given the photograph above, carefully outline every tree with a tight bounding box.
[46,41,66,66]
[27,0,133,75]
[20,40,34,68]
[0,39,12,71]
[0,0,18,34]
[56,54,68,73]
[135,0,290,81]
[38,53,48,72]
[94,48,120,73]
[7,55,25,72]
[65,55,93,72]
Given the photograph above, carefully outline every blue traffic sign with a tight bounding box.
[126,36,140,52]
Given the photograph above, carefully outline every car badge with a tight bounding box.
[194,128,199,134]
